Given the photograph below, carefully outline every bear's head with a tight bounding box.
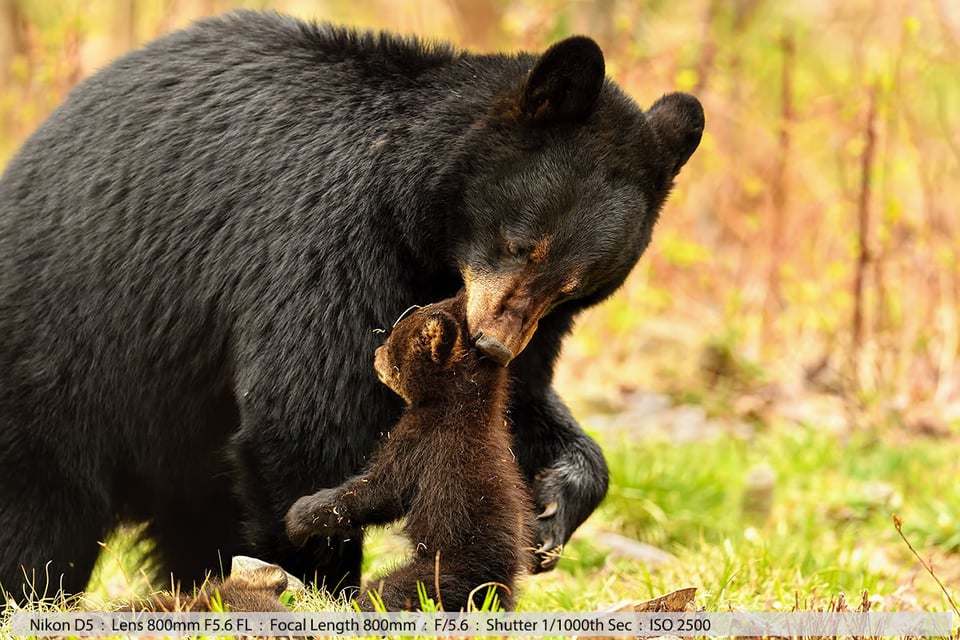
[448,36,704,366]
[375,292,501,405]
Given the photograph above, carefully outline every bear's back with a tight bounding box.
[0,11,474,481]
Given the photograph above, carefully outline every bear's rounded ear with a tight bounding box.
[645,92,705,177]
[520,36,605,125]
[420,312,460,365]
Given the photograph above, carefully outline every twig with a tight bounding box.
[892,514,960,622]
[434,549,443,612]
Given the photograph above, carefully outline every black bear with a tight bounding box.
[0,11,703,601]
[286,292,532,611]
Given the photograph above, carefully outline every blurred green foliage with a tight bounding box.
[2,0,958,409]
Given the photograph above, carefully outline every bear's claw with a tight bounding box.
[537,501,559,519]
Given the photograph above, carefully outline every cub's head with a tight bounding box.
[450,36,704,366]
[375,292,485,404]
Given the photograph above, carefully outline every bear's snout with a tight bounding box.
[474,333,514,366]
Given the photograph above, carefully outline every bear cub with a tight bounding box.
[127,557,293,612]
[285,292,533,611]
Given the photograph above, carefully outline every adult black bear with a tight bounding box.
[286,292,532,611]
[0,11,703,601]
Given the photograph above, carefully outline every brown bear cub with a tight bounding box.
[128,557,293,612]
[285,292,533,611]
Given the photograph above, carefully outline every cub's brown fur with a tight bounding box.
[285,292,533,611]
[128,560,290,612]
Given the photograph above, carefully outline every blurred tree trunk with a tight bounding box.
[852,85,878,381]
[116,0,138,54]
[203,0,226,14]
[761,32,794,349]
[448,0,501,50]
[693,0,719,94]
[0,0,26,88]
[581,0,616,53]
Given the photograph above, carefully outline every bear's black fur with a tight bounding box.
[286,292,532,611]
[0,11,703,601]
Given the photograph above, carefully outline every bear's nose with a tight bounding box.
[475,334,514,366]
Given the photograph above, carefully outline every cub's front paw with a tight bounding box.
[284,488,353,547]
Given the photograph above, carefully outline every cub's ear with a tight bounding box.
[645,92,705,177]
[419,312,460,365]
[521,36,605,125]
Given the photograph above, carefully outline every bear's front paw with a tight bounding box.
[527,434,609,572]
[529,465,605,572]
[284,488,353,547]
[530,491,566,573]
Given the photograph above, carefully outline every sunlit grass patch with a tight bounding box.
[522,422,960,612]
[2,421,956,638]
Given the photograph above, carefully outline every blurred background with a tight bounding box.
[2,0,958,429]
[1,0,959,611]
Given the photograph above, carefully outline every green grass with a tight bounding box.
[511,421,960,613]
[308,419,960,614]
[2,417,958,639]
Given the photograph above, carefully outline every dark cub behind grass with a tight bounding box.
[286,292,532,611]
